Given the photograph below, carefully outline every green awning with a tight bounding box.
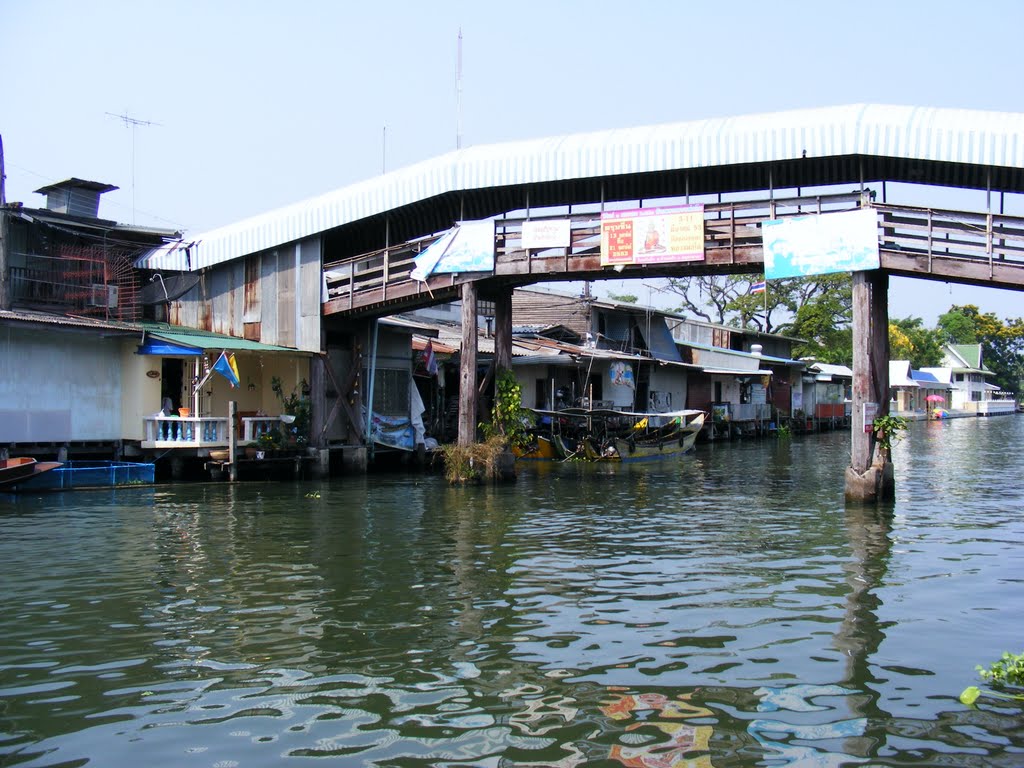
[137,323,304,354]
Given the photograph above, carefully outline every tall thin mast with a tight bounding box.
[456,28,463,150]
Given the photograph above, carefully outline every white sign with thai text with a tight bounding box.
[522,219,571,249]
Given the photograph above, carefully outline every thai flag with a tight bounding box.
[750,280,766,294]
[423,340,438,377]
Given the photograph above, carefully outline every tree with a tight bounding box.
[937,305,979,344]
[889,317,944,369]
[663,274,791,333]
[774,274,853,364]
[605,291,638,304]
[938,305,1024,393]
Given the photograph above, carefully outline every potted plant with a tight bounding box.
[257,428,283,455]
[272,376,311,447]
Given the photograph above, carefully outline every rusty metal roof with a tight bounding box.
[138,104,1024,272]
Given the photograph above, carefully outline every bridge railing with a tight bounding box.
[876,203,1024,269]
[322,191,866,313]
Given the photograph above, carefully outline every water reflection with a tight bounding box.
[1,419,1023,765]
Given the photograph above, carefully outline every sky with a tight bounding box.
[3,0,1022,325]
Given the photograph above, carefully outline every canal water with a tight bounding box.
[2,416,1022,767]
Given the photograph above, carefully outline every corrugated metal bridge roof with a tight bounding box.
[138,104,1024,273]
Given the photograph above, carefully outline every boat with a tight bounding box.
[512,434,559,460]
[6,460,154,491]
[607,412,705,461]
[0,457,63,490]
[517,408,706,463]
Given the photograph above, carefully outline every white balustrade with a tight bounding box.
[142,416,231,449]
[242,417,283,443]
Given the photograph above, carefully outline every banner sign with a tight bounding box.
[762,208,879,280]
[410,219,495,282]
[522,219,571,249]
[600,204,705,267]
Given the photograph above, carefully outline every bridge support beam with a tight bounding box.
[845,270,894,503]
[458,282,478,446]
[494,288,513,374]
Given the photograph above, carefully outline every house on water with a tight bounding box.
[0,179,313,473]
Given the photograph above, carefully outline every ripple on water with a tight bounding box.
[0,420,1023,765]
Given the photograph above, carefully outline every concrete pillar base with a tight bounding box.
[341,446,367,473]
[844,462,895,503]
[170,455,185,481]
[310,449,330,479]
[493,450,517,482]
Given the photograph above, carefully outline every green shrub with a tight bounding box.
[439,436,508,484]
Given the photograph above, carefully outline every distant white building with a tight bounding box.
[919,344,1014,415]
[889,361,951,416]
[921,344,997,409]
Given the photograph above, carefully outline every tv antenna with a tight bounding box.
[106,111,160,223]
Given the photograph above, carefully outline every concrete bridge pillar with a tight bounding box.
[846,270,894,503]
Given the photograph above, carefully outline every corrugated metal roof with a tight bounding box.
[0,308,140,333]
[140,323,301,353]
[138,104,1024,272]
[0,311,302,353]
[920,367,953,385]
[911,369,943,385]
[809,362,854,379]
[889,360,918,387]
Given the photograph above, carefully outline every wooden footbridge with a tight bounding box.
[139,104,1024,500]
[321,192,1024,318]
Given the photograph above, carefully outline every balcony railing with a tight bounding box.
[142,416,231,449]
[241,416,284,442]
[140,415,291,449]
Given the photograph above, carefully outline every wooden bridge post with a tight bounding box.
[458,282,478,446]
[494,288,513,374]
[846,269,894,503]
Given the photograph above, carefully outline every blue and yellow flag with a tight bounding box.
[212,351,240,388]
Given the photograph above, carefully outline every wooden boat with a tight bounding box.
[512,434,559,460]
[609,412,705,462]
[0,458,63,490]
[6,461,152,491]
[517,408,706,463]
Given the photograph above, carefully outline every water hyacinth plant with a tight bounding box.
[960,650,1024,707]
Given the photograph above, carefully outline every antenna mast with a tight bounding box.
[456,28,463,150]
[106,111,159,223]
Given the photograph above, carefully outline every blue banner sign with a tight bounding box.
[762,208,879,280]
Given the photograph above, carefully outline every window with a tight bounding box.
[372,369,410,417]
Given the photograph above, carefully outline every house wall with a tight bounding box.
[688,374,741,415]
[363,326,414,419]
[605,361,637,408]
[515,363,552,410]
[689,347,761,373]
[647,367,687,413]
[120,343,162,441]
[169,235,322,353]
[600,312,632,348]
[687,374,713,411]
[511,291,590,337]
[712,376,742,407]
[0,326,122,443]
[950,372,988,406]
